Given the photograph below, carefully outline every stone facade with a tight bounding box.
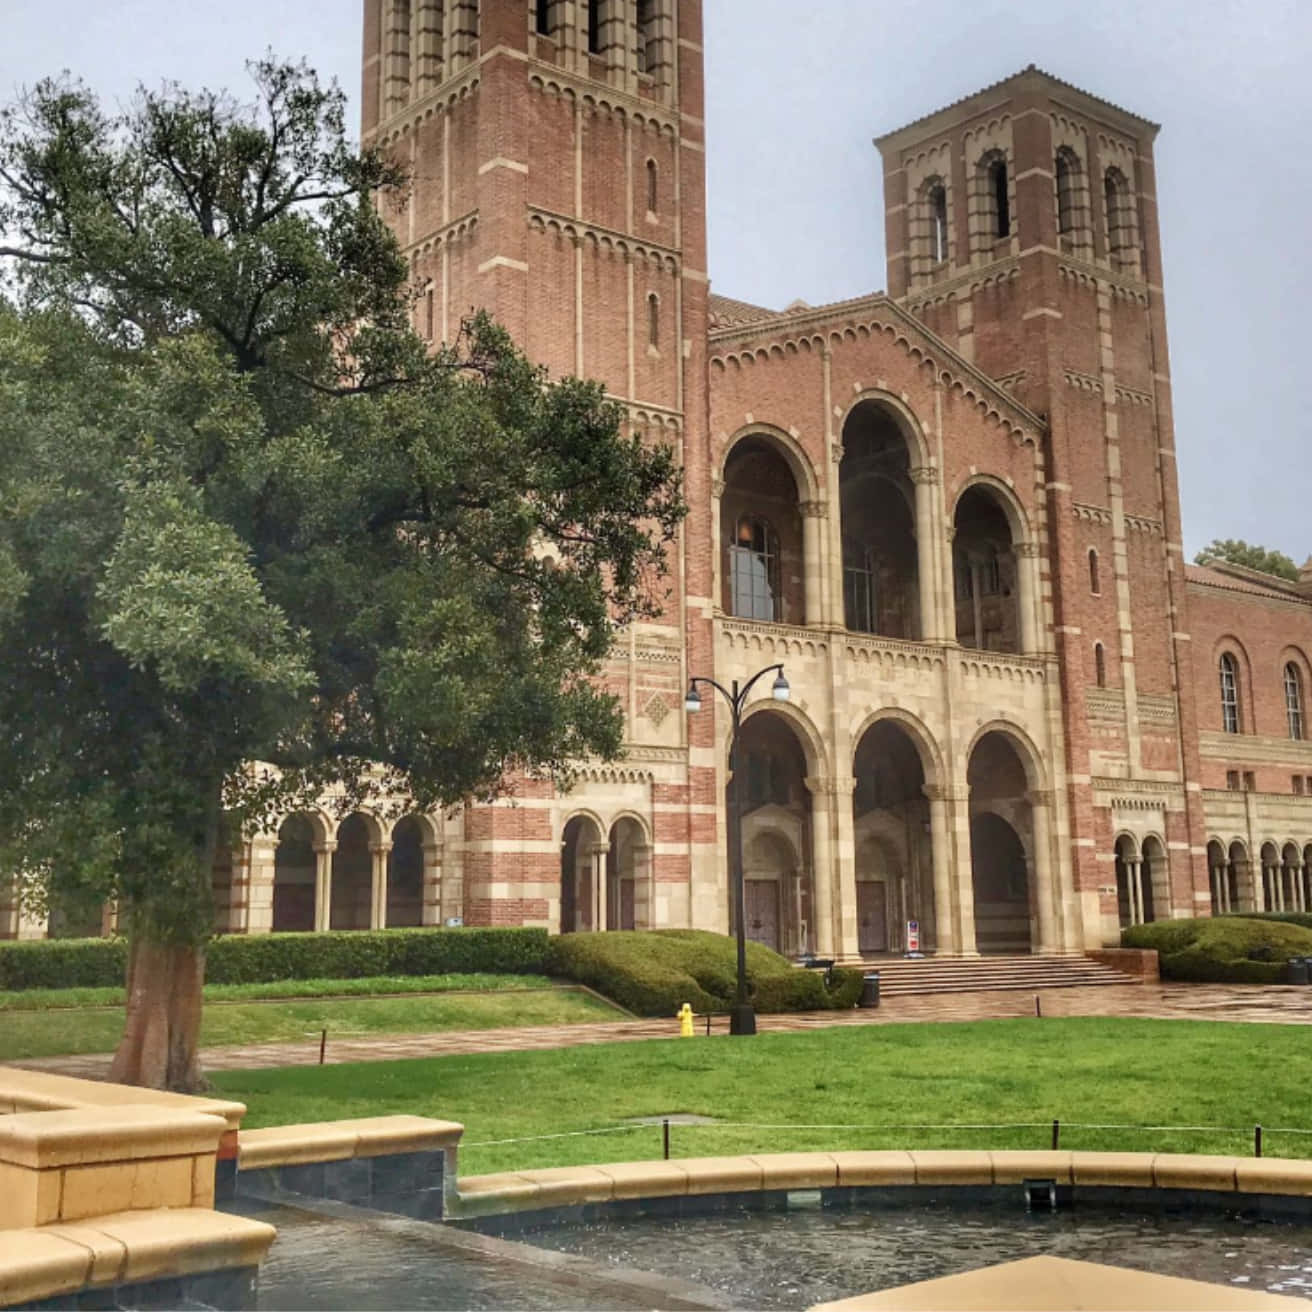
[7,11,1312,956]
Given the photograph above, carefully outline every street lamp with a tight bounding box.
[683,663,790,1036]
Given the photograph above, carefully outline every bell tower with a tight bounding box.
[359,0,716,929]
[877,67,1210,932]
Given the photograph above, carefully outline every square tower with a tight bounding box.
[360,0,717,930]
[878,67,1210,931]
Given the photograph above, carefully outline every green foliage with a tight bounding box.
[1195,539,1300,582]
[546,929,863,1017]
[0,927,548,991]
[1122,916,1312,983]
[0,61,685,951]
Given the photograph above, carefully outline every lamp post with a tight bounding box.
[684,663,791,1036]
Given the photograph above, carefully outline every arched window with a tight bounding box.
[647,293,659,349]
[730,518,779,622]
[1220,653,1241,734]
[587,0,602,53]
[1055,149,1077,235]
[1088,547,1100,594]
[929,183,948,263]
[1286,663,1305,741]
[535,0,551,35]
[1094,642,1107,688]
[990,157,1010,238]
[646,159,658,213]
[1105,167,1130,263]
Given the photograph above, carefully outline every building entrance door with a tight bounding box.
[857,881,888,954]
[745,879,780,952]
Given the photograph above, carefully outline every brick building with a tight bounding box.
[8,0,1311,955]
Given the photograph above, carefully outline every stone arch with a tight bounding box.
[1140,833,1167,922]
[606,815,649,931]
[950,473,1033,548]
[720,430,808,624]
[850,705,945,787]
[1207,837,1236,915]
[1113,832,1140,930]
[734,707,815,957]
[1228,838,1253,912]
[952,481,1030,654]
[964,719,1047,792]
[852,716,939,954]
[839,390,931,470]
[272,813,326,933]
[740,698,829,780]
[1282,841,1305,914]
[720,423,820,504]
[331,812,381,931]
[386,814,433,928]
[560,812,605,933]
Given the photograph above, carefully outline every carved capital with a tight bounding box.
[804,775,856,797]
[799,499,828,519]
[1014,540,1042,558]
[711,477,725,499]
[830,441,845,465]
[910,465,940,486]
[1027,789,1055,808]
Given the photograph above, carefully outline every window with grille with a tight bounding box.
[844,545,878,634]
[1104,167,1131,263]
[1088,548,1100,594]
[981,549,1001,596]
[1295,776,1305,796]
[646,159,658,213]
[729,519,779,622]
[1056,149,1076,234]
[1226,770,1240,791]
[1286,663,1304,740]
[1219,653,1240,734]
[1095,642,1107,688]
[929,183,948,263]
[647,293,659,349]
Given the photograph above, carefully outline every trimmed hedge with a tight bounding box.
[0,927,549,992]
[547,928,864,1017]
[1122,916,1312,984]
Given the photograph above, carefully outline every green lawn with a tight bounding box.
[0,986,620,1058]
[212,1018,1312,1175]
[0,972,561,1011]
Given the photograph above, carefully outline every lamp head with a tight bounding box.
[684,684,703,714]
[772,671,791,702]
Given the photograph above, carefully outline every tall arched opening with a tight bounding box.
[839,401,920,638]
[953,485,1022,653]
[560,815,603,933]
[606,817,647,931]
[387,816,428,928]
[735,710,812,955]
[331,814,375,931]
[1207,839,1235,915]
[967,731,1034,953]
[272,815,318,932]
[852,719,936,954]
[721,437,805,624]
[1140,835,1166,922]
[1229,840,1251,912]
[1114,834,1139,929]
[1260,841,1281,913]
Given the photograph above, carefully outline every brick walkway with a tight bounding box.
[17,981,1312,1081]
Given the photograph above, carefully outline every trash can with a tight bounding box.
[1287,958,1310,986]
[860,972,881,1008]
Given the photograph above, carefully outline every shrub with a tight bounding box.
[0,927,549,991]
[547,929,864,1017]
[1122,916,1312,984]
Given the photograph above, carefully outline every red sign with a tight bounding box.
[906,920,920,952]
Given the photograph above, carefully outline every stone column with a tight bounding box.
[314,840,337,933]
[1028,792,1059,951]
[826,440,847,626]
[1015,541,1041,654]
[924,786,956,953]
[1128,860,1143,926]
[912,467,939,641]
[710,478,724,616]
[1249,857,1264,912]
[951,788,979,956]
[800,500,827,627]
[422,839,444,926]
[590,843,609,932]
[1209,865,1222,915]
[370,842,392,930]
[1297,864,1307,913]
[806,781,837,957]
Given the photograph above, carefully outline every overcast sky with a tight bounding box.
[4,1,1309,563]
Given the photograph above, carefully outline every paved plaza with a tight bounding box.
[17,982,1312,1080]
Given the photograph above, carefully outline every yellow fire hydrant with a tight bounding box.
[678,1002,694,1037]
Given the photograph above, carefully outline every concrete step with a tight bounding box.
[819,953,1136,997]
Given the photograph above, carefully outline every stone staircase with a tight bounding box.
[841,954,1137,997]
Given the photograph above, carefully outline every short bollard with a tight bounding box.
[678,1002,694,1037]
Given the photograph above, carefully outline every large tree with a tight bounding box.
[1195,539,1299,582]
[0,62,683,1090]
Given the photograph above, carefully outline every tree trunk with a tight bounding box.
[108,935,206,1091]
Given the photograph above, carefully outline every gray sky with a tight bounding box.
[4,0,1309,563]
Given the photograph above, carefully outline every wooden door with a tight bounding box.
[857,881,888,954]
[745,879,780,952]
